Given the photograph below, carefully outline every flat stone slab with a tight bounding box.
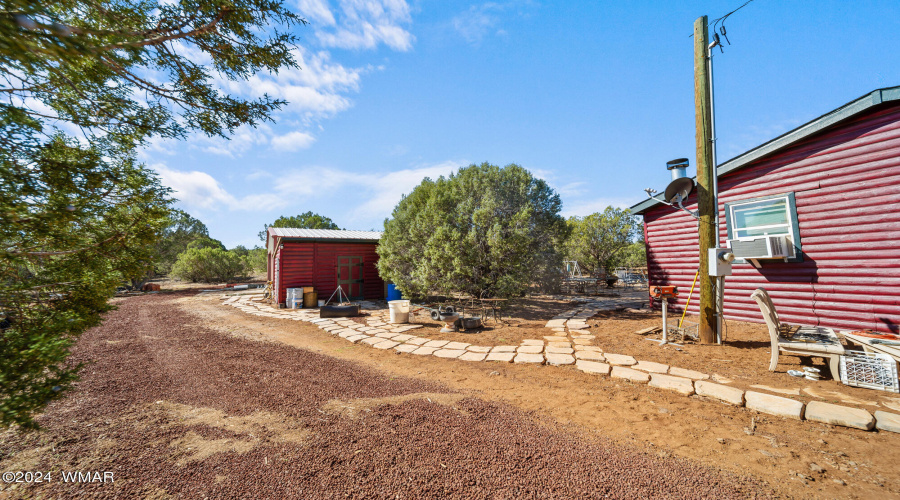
[745,391,804,420]
[459,352,487,362]
[572,339,594,346]
[649,373,695,396]
[545,347,574,355]
[604,353,637,366]
[485,352,515,362]
[411,346,439,356]
[491,345,517,353]
[542,336,569,342]
[572,334,596,340]
[634,360,669,374]
[611,366,649,382]
[514,353,544,364]
[546,353,575,366]
[695,381,745,406]
[466,345,492,353]
[360,337,383,346]
[423,340,450,348]
[805,401,875,430]
[335,329,358,336]
[374,332,400,339]
[338,330,360,339]
[749,384,800,396]
[545,320,567,328]
[391,334,415,342]
[433,349,465,359]
[874,411,900,433]
[576,360,611,375]
[668,367,710,380]
[394,344,419,353]
[405,337,430,346]
[547,342,572,348]
[574,345,602,352]
[517,345,543,354]
[521,339,545,346]
[574,351,605,362]
[551,328,568,333]
[346,334,369,343]
[373,340,400,350]
[444,342,470,350]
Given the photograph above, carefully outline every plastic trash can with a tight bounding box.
[387,283,402,301]
[388,300,410,324]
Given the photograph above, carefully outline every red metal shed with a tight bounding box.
[265,228,385,305]
[631,86,900,333]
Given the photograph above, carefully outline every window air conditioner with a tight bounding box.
[727,235,793,260]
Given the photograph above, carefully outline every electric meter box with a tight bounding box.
[709,248,734,276]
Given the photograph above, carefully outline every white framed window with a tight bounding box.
[725,192,802,262]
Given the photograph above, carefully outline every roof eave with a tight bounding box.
[629,86,900,215]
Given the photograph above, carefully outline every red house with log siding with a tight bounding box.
[631,86,900,333]
[265,228,385,305]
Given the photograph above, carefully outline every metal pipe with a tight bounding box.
[708,43,723,344]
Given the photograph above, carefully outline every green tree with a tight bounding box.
[170,247,247,283]
[258,211,340,241]
[154,210,210,275]
[564,207,642,276]
[1,0,303,428]
[186,236,226,251]
[377,163,568,299]
[246,247,267,273]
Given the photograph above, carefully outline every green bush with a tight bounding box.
[246,247,267,274]
[170,248,248,283]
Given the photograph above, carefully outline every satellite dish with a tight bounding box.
[664,177,695,203]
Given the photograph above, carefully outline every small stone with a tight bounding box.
[433,348,465,359]
[444,341,470,350]
[634,360,669,373]
[717,438,725,444]
[574,351,605,362]
[605,353,637,366]
[514,353,544,364]
[668,366,710,380]
[489,371,501,376]
[745,391,805,420]
[545,353,575,366]
[576,360,610,375]
[806,401,875,431]
[833,479,846,486]
[809,463,825,473]
[874,411,900,434]
[649,373,695,395]
[459,352,487,362]
[485,352,515,362]
[610,366,650,382]
[695,381,745,406]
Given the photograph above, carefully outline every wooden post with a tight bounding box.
[694,15,717,344]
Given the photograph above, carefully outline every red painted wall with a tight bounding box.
[642,104,900,333]
[276,241,385,304]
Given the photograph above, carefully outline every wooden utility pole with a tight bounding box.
[694,15,717,344]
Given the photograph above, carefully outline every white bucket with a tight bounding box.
[318,299,325,307]
[388,300,410,324]
[291,298,303,309]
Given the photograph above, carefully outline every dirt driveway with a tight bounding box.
[2,289,897,498]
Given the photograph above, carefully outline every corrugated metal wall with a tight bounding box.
[644,104,900,332]
[277,241,385,304]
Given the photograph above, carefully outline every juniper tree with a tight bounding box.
[1,0,304,428]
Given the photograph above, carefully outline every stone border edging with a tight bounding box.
[221,294,899,434]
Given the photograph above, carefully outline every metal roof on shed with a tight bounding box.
[629,85,900,215]
[268,228,382,240]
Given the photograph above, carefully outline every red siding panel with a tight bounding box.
[277,241,385,304]
[643,104,900,333]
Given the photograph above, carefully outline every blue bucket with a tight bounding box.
[386,283,402,301]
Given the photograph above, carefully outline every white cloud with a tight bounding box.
[315,0,414,51]
[152,163,290,211]
[297,0,336,26]
[562,197,642,218]
[452,3,501,44]
[271,130,317,151]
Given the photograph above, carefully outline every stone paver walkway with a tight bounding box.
[221,292,899,434]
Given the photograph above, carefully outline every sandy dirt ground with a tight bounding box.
[1,287,899,498]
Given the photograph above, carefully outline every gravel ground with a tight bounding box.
[0,292,769,499]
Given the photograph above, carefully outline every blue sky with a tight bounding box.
[140,0,900,248]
